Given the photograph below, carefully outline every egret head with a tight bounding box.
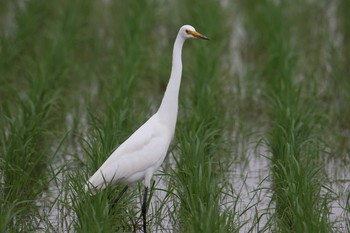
[180,25,208,40]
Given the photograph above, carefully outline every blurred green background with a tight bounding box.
[0,0,349,232]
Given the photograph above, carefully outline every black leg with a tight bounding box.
[111,185,128,209]
[142,186,148,233]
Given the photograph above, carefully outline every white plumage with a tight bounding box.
[86,25,208,193]
[85,24,207,233]
[87,114,173,191]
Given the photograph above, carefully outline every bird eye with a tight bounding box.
[185,29,190,34]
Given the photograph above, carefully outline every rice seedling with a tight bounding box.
[65,1,163,232]
[0,1,70,231]
[161,0,243,232]
[0,0,349,232]
[240,0,333,232]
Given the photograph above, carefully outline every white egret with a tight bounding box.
[85,25,208,232]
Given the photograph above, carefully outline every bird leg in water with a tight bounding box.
[142,186,148,233]
[111,185,129,209]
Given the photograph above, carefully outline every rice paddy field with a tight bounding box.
[1,0,349,232]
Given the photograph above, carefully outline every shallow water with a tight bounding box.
[2,0,349,232]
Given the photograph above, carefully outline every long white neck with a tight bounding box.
[157,34,185,129]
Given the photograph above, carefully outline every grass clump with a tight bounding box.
[0,1,67,231]
[68,1,159,232]
[241,0,333,232]
[0,0,348,231]
[0,0,95,231]
[173,123,235,233]
[166,0,240,232]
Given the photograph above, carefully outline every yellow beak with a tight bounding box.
[187,30,209,40]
